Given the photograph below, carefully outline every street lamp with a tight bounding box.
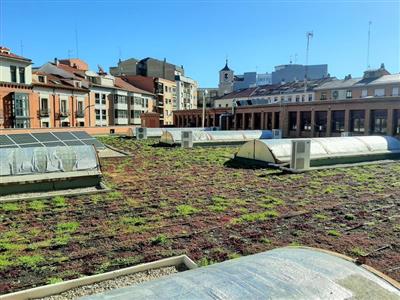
[202,89,208,128]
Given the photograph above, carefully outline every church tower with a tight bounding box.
[218,59,234,96]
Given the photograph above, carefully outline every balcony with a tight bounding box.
[57,111,70,119]
[38,108,50,117]
[76,110,85,118]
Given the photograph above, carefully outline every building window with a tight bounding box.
[102,110,106,119]
[14,93,29,117]
[289,112,297,131]
[95,93,100,104]
[114,95,127,104]
[38,75,45,83]
[300,111,311,131]
[41,121,49,128]
[320,92,327,100]
[394,110,400,134]
[10,66,17,83]
[350,110,365,133]
[301,95,305,102]
[332,90,339,100]
[40,98,48,110]
[77,101,84,115]
[60,99,68,114]
[287,96,292,102]
[19,67,25,84]
[392,87,399,96]
[346,90,352,99]
[295,95,300,102]
[361,89,368,98]
[95,109,100,120]
[102,94,106,104]
[374,88,385,97]
[308,94,313,101]
[315,111,327,133]
[332,110,345,132]
[371,110,387,134]
[114,109,127,119]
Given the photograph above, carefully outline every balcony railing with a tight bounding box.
[38,108,50,117]
[76,110,84,118]
[59,111,70,117]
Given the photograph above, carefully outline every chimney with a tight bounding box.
[380,63,385,69]
[281,79,285,85]
[54,58,59,66]
[344,74,352,80]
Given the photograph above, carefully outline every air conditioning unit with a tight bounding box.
[135,127,147,140]
[181,130,193,148]
[272,129,282,139]
[290,139,311,171]
[341,132,351,137]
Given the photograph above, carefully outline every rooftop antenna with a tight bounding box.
[68,49,73,59]
[75,27,79,58]
[118,47,122,61]
[304,31,313,93]
[367,21,372,69]
[20,40,24,56]
[294,53,298,63]
[289,55,292,64]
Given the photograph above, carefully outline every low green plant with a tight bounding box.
[344,214,356,221]
[0,255,13,270]
[233,210,279,223]
[107,191,123,200]
[151,234,168,245]
[53,196,67,208]
[52,235,71,246]
[228,252,241,259]
[351,247,368,257]
[198,257,215,267]
[313,213,328,220]
[176,205,200,216]
[327,229,341,237]
[56,222,79,234]
[47,277,63,285]
[18,255,44,268]
[1,202,20,211]
[29,200,46,211]
[260,237,271,244]
[259,195,284,208]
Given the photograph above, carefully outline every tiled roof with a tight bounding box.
[32,72,88,91]
[315,73,400,90]
[219,78,333,100]
[121,75,155,93]
[0,47,31,62]
[114,77,154,95]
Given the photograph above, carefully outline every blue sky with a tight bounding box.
[0,0,399,87]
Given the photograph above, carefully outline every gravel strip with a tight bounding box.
[37,266,178,300]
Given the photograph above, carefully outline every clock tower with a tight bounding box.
[218,59,234,96]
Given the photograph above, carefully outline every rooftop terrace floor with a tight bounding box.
[0,137,399,294]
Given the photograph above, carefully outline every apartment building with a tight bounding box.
[174,65,400,137]
[175,74,197,110]
[32,71,89,128]
[156,77,176,125]
[0,47,156,129]
[123,75,176,125]
[0,46,34,128]
[214,78,331,108]
[110,57,184,81]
